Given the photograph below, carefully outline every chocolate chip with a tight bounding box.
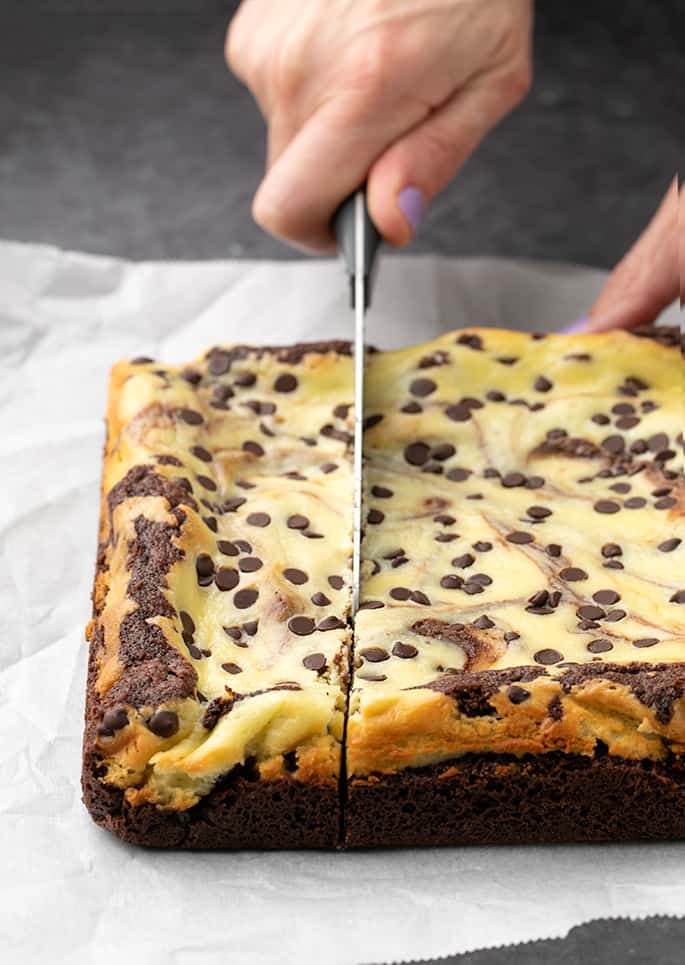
[655,497,677,510]
[633,638,659,648]
[658,538,681,552]
[431,443,456,462]
[367,509,385,524]
[101,708,129,733]
[214,567,239,591]
[504,631,520,642]
[360,647,390,662]
[328,575,344,590]
[472,615,494,629]
[190,445,212,462]
[594,500,620,514]
[207,349,230,375]
[604,609,626,622]
[147,710,179,738]
[534,649,563,665]
[546,544,562,557]
[223,625,242,640]
[527,505,552,519]
[320,462,338,474]
[222,662,242,674]
[616,416,640,430]
[434,514,456,526]
[363,414,383,431]
[560,567,588,581]
[592,413,611,425]
[303,652,326,672]
[452,553,475,569]
[284,568,308,585]
[390,587,411,600]
[456,333,483,350]
[196,474,217,492]
[462,581,484,595]
[534,376,553,392]
[247,512,271,527]
[502,472,526,488]
[486,390,506,402]
[239,557,262,572]
[528,590,550,608]
[242,441,265,458]
[287,514,309,530]
[507,685,530,704]
[507,531,534,544]
[587,639,613,654]
[318,616,345,631]
[445,403,472,422]
[358,600,384,609]
[274,373,298,392]
[310,592,331,607]
[195,553,214,584]
[234,588,258,609]
[446,468,471,482]
[234,371,256,387]
[624,497,647,509]
[577,605,605,621]
[647,432,669,452]
[603,560,624,570]
[470,573,492,585]
[440,574,463,589]
[410,378,437,397]
[288,616,316,635]
[372,485,394,498]
[223,497,246,513]
[610,482,631,494]
[411,591,431,605]
[404,442,431,465]
[473,541,493,552]
[601,543,622,558]
[178,407,204,425]
[391,641,418,659]
[243,620,258,636]
[593,589,620,605]
[400,401,422,414]
[670,591,685,604]
[356,672,387,682]
[601,435,625,454]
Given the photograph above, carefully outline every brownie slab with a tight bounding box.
[83,342,354,847]
[346,325,684,846]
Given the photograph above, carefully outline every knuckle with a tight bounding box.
[507,59,533,104]
[270,31,307,106]
[343,28,397,101]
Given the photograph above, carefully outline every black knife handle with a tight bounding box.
[333,189,382,309]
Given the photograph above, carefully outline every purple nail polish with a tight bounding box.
[560,316,589,334]
[397,186,425,235]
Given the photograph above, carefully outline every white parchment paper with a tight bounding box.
[0,241,682,965]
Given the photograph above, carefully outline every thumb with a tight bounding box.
[367,67,530,247]
[580,178,680,334]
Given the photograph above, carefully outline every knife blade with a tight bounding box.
[334,190,381,613]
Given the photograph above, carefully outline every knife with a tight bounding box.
[334,190,382,613]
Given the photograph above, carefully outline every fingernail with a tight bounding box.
[560,316,589,334]
[397,186,425,235]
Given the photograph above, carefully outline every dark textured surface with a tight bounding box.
[1,0,681,265]
[372,917,685,965]
[345,752,685,849]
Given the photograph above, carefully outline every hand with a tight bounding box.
[226,0,533,252]
[564,178,680,333]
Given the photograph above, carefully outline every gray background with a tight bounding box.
[1,2,682,963]
[1,0,681,266]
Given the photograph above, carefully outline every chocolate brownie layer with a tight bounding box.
[345,751,685,848]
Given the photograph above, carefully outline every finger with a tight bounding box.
[581,178,679,333]
[252,92,428,252]
[367,63,531,246]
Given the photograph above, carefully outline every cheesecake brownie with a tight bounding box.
[346,325,684,846]
[83,342,354,847]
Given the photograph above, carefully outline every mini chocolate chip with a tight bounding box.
[247,512,271,527]
[507,531,534,544]
[534,648,563,665]
[328,575,344,590]
[303,652,327,672]
[472,615,494,629]
[101,708,129,732]
[591,413,610,425]
[357,672,388,681]
[318,616,345,631]
[486,390,506,402]
[311,592,331,606]
[284,568,308,585]
[602,543,622,558]
[446,468,471,482]
[196,474,217,491]
[243,620,258,636]
[410,378,437,397]
[577,605,605,621]
[411,591,431,605]
[633,638,659,648]
[223,497,246,513]
[274,373,298,392]
[610,482,631,494]
[658,538,681,552]
[288,616,316,635]
[529,590,550,607]
[222,662,242,674]
[234,588,259,609]
[527,505,552,519]
[400,401,423,414]
[560,567,588,582]
[534,376,553,392]
[451,553,474,569]
[372,485,394,498]
[604,609,626,622]
[358,600,384,609]
[502,472,526,488]
[526,476,545,489]
[223,625,242,640]
[215,567,239,591]
[434,514,456,526]
[462,582,484,595]
[239,557,262,572]
[603,560,624,570]
[320,462,338,474]
[196,553,214,580]
[593,589,620,605]
[242,441,265,457]
[624,497,647,509]
[601,435,625,454]
[190,445,212,462]
[587,639,613,654]
[670,590,685,603]
[179,611,195,636]
[616,416,640,430]
[507,685,530,704]
[594,500,620,514]
[546,544,562,557]
[178,407,204,425]
[647,432,669,452]
[390,586,411,600]
[389,641,417,659]
[440,574,463,589]
[504,631,520,642]
[655,497,677,510]
[445,402,472,422]
[234,371,256,387]
[470,573,492,585]
[367,509,385,524]
[287,514,310,530]
[404,442,431,465]
[361,647,390,662]
[473,541,493,552]
[147,710,179,738]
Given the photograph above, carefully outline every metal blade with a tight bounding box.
[352,191,365,614]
